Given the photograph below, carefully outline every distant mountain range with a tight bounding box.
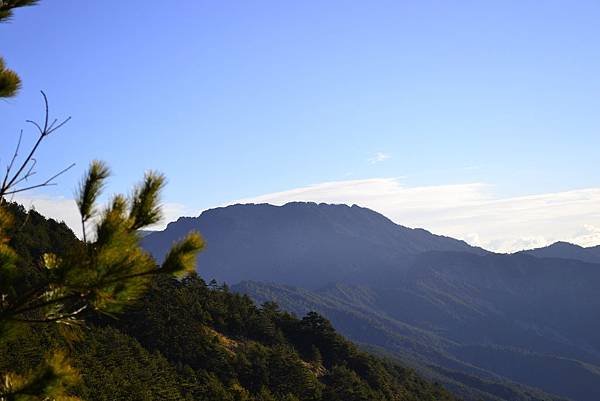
[143,202,600,401]
[520,241,600,264]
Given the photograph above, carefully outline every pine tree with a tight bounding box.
[0,1,39,98]
[0,99,204,400]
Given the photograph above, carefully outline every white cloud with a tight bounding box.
[10,179,600,253]
[11,194,196,238]
[13,194,83,236]
[233,178,600,253]
[571,224,600,248]
[368,152,391,164]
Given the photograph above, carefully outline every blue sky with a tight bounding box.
[1,1,600,251]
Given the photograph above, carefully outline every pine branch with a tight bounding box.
[0,92,74,200]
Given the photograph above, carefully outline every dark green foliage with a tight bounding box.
[322,365,379,401]
[73,327,189,401]
[3,203,80,267]
[265,345,322,400]
[94,274,456,401]
[0,161,203,327]
[0,0,38,23]
[0,57,21,98]
[1,203,81,305]
[129,172,166,230]
[77,161,110,225]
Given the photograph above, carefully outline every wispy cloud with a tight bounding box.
[12,179,600,253]
[368,152,391,164]
[233,178,600,253]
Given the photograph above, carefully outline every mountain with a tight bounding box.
[137,229,156,238]
[520,241,600,264]
[143,202,485,288]
[2,202,458,401]
[143,202,600,401]
[235,252,600,401]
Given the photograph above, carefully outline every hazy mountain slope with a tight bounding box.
[143,202,485,287]
[234,280,571,401]
[520,241,600,264]
[235,251,600,401]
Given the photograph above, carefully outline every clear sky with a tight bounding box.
[1,1,600,251]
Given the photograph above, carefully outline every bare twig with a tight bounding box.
[0,91,74,200]
[3,163,76,196]
[2,129,22,189]
[10,292,85,317]
[11,305,88,324]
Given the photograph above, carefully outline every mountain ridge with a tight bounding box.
[143,202,487,288]
[143,201,600,401]
[519,241,600,264]
[161,201,483,252]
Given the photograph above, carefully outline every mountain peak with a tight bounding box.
[520,241,600,264]
[143,202,485,288]
[548,241,584,248]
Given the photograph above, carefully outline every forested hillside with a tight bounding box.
[234,251,600,401]
[0,203,457,401]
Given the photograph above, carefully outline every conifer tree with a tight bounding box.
[0,96,204,399]
[0,1,39,98]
